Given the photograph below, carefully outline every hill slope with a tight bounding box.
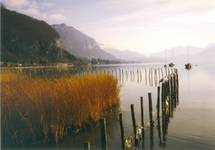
[1,6,76,64]
[52,24,116,60]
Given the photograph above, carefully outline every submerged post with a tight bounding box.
[119,113,125,150]
[83,142,91,150]
[130,104,137,147]
[100,118,108,150]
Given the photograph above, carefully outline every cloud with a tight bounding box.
[49,14,66,21]
[3,0,28,8]
[2,0,67,24]
[94,0,215,25]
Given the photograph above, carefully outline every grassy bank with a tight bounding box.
[1,70,119,146]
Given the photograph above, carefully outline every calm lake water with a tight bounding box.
[61,63,215,150]
[4,63,215,150]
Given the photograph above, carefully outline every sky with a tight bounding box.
[3,0,215,55]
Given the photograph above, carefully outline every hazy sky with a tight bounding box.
[3,0,215,55]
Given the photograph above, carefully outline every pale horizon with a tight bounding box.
[3,0,215,55]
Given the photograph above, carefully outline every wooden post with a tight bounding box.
[83,142,91,150]
[157,86,160,119]
[140,96,145,148]
[145,68,147,85]
[154,69,157,86]
[130,104,137,147]
[157,87,162,147]
[168,78,172,117]
[148,93,154,149]
[119,113,125,150]
[100,118,108,150]
[148,93,153,127]
[140,70,142,83]
[140,97,144,127]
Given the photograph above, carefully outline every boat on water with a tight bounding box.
[185,45,192,70]
[185,63,192,70]
[169,62,175,67]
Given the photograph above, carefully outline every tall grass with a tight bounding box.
[1,70,119,146]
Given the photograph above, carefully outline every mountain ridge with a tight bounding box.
[52,24,116,60]
[1,6,76,64]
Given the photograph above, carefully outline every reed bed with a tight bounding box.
[1,70,119,146]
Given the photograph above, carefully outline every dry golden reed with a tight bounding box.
[1,70,119,146]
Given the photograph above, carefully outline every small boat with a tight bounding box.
[164,64,167,68]
[185,45,192,70]
[168,62,175,67]
[185,63,192,70]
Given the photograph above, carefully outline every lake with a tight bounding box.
[62,63,215,150]
[3,63,215,150]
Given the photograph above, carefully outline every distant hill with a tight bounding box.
[104,48,162,62]
[151,44,215,64]
[52,24,116,60]
[151,46,204,61]
[193,44,215,64]
[1,6,76,64]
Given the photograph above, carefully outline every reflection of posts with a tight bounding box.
[119,113,125,150]
[100,118,108,150]
[83,142,91,150]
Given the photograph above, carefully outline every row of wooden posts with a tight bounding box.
[24,66,175,87]
[80,67,176,86]
[83,69,179,150]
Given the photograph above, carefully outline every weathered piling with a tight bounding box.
[156,95,163,147]
[119,113,125,150]
[83,142,91,150]
[130,104,137,147]
[145,68,147,85]
[100,118,108,150]
[154,69,157,86]
[148,93,154,149]
[140,70,142,82]
[140,97,144,127]
[157,86,161,119]
[140,97,145,148]
[175,69,179,105]
[168,78,173,117]
[148,93,153,127]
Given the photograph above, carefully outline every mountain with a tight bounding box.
[104,48,162,62]
[152,46,204,59]
[193,44,215,64]
[1,6,76,64]
[151,44,214,64]
[52,24,116,60]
